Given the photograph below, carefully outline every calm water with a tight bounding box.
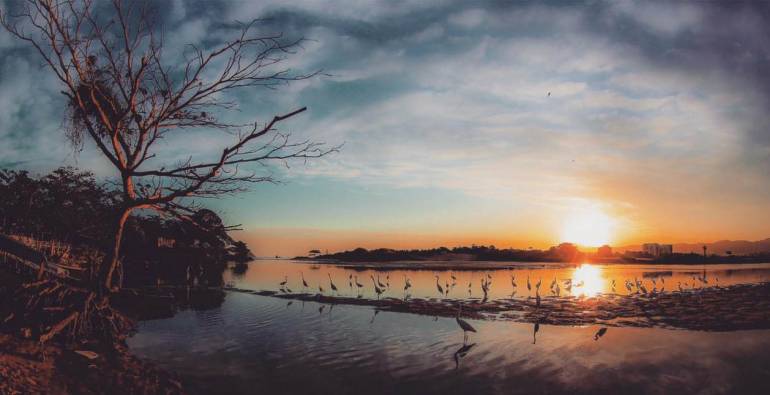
[128,261,770,394]
[223,260,770,300]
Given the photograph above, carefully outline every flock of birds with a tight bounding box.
[278,269,719,304]
[272,269,717,345]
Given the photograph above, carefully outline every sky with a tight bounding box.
[2,0,770,256]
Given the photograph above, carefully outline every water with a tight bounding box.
[129,291,770,394]
[222,260,770,300]
[129,261,770,394]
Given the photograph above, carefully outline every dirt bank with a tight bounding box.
[229,282,770,332]
[0,334,185,395]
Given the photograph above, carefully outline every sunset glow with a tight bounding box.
[571,264,604,297]
[560,205,615,247]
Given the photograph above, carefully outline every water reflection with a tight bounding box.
[128,293,770,394]
[453,343,476,369]
[224,260,770,302]
[571,263,603,297]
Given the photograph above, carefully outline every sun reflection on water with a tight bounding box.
[571,264,604,297]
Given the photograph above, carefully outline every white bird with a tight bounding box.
[328,273,338,294]
[435,275,444,296]
[279,275,288,287]
[371,276,384,298]
[456,303,477,344]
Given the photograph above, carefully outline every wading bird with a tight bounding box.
[355,275,364,292]
[301,272,309,290]
[279,276,288,288]
[527,275,532,293]
[328,274,338,295]
[533,322,540,344]
[377,275,387,289]
[318,285,324,294]
[371,276,384,299]
[435,275,444,296]
[404,275,412,292]
[535,278,542,292]
[456,303,477,344]
[611,279,616,293]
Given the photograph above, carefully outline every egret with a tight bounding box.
[435,275,444,296]
[611,279,616,293]
[279,275,288,287]
[455,303,477,344]
[533,322,540,344]
[527,275,532,293]
[377,275,387,289]
[355,275,364,292]
[328,273,338,294]
[371,276,384,299]
[404,275,412,291]
[300,272,309,290]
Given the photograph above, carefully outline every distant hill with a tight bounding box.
[617,239,770,255]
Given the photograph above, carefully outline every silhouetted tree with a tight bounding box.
[1,0,337,291]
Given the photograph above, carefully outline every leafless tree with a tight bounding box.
[1,0,337,292]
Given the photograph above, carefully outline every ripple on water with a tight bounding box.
[129,291,770,395]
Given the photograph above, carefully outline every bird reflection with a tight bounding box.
[594,327,607,341]
[533,322,540,344]
[318,305,325,314]
[453,342,477,369]
[370,309,380,324]
[286,301,293,308]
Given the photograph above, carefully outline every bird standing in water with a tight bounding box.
[300,272,309,290]
[435,275,444,296]
[328,273,338,295]
[456,303,477,344]
[371,276,384,299]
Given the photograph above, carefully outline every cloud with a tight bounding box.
[2,0,770,243]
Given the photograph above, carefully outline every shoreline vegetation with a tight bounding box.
[0,167,251,394]
[293,244,770,266]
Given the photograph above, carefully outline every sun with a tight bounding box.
[560,205,614,247]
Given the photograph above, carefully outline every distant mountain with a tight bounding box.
[616,238,770,255]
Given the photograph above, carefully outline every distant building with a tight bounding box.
[642,243,673,257]
[597,244,613,257]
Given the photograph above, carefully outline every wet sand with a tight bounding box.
[227,282,770,332]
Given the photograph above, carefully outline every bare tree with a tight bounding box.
[1,0,337,292]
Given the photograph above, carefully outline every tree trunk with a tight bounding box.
[100,207,132,292]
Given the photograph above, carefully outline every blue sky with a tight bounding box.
[2,1,770,255]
